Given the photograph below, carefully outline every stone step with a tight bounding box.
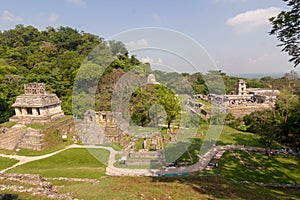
[0,127,25,150]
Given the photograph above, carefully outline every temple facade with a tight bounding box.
[9,83,64,125]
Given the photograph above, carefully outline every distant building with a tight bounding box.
[146,74,160,85]
[9,83,64,125]
[195,79,280,117]
[235,79,247,95]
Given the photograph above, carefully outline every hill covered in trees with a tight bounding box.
[0,25,299,129]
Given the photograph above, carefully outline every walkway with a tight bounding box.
[0,144,260,176]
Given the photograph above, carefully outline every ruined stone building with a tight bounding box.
[194,79,280,117]
[0,83,73,151]
[79,110,130,144]
[9,83,64,125]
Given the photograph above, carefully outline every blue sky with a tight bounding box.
[0,0,297,75]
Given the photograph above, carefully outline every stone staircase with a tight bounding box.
[77,123,105,145]
[0,125,26,150]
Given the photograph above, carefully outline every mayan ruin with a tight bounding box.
[9,83,65,125]
[194,79,280,117]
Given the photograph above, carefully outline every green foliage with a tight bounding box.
[244,110,280,149]
[269,0,300,67]
[130,84,181,128]
[135,138,145,152]
[0,25,141,121]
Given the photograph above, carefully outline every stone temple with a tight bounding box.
[9,83,64,125]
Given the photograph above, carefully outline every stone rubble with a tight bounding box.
[0,173,73,199]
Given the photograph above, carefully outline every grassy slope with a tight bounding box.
[0,156,18,171]
[7,148,109,179]
[55,176,300,200]
[205,150,300,184]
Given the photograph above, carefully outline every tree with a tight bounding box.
[275,89,298,124]
[244,110,280,151]
[130,84,181,128]
[269,0,300,67]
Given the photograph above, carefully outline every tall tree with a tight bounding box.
[269,0,300,67]
[244,110,280,151]
[130,84,181,128]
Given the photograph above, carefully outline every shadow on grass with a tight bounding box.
[210,151,300,184]
[149,175,300,200]
[149,149,300,199]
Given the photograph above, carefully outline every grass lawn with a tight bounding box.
[97,142,122,151]
[8,148,110,179]
[16,140,73,157]
[216,125,263,147]
[173,124,265,164]
[25,116,73,129]
[205,150,300,184]
[54,176,300,200]
[2,175,300,200]
[0,156,18,171]
[0,121,16,128]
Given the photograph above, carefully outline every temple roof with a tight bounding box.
[12,83,61,108]
[12,94,61,108]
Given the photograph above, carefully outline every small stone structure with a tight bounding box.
[79,110,130,144]
[9,83,64,125]
[146,74,160,85]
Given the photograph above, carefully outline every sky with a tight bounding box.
[0,0,298,75]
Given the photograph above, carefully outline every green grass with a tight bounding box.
[205,150,300,184]
[0,121,16,128]
[173,124,283,164]
[0,156,19,170]
[2,174,300,199]
[17,136,74,157]
[25,115,73,129]
[54,176,300,200]
[8,148,110,179]
[97,142,122,151]
[135,138,144,152]
[216,125,263,147]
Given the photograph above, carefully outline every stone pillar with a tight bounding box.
[15,108,22,116]
[32,108,38,116]
[21,108,28,115]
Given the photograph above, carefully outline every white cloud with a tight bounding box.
[126,39,148,50]
[157,58,163,64]
[141,57,163,64]
[226,7,281,33]
[67,0,86,6]
[48,13,58,22]
[0,10,22,22]
[141,57,154,63]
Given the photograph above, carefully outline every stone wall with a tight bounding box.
[125,159,162,166]
[16,117,75,151]
[0,173,72,199]
[17,128,44,150]
[227,104,272,118]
